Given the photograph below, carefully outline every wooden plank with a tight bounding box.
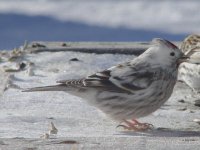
[24,41,153,55]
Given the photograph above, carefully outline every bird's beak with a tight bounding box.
[178,54,189,64]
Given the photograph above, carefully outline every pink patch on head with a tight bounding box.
[165,40,178,49]
[153,38,178,49]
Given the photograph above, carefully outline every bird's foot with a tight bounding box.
[117,119,154,131]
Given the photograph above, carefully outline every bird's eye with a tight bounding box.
[170,52,175,56]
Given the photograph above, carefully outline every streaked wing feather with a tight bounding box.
[57,65,155,93]
[57,70,130,93]
[57,79,85,86]
[109,68,155,93]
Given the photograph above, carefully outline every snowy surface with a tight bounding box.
[0,51,135,138]
[0,44,200,149]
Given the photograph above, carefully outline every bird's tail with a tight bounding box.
[22,84,66,92]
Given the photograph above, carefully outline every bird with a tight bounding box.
[23,38,188,131]
[179,34,200,92]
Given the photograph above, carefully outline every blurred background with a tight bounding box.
[0,0,199,50]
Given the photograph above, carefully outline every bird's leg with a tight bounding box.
[117,120,140,131]
[117,119,153,131]
[131,119,154,129]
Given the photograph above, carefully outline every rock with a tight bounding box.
[49,122,58,135]
[62,43,67,47]
[40,133,49,139]
[194,99,200,107]
[56,140,78,144]
[0,140,6,145]
[193,119,200,125]
[177,107,187,111]
[69,58,79,61]
[19,62,26,70]
[190,110,195,113]
[178,99,185,103]
[32,43,46,48]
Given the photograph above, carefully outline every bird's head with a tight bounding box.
[143,38,188,68]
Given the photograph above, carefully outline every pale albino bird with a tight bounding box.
[24,38,188,131]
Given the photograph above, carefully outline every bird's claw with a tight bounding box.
[117,119,154,131]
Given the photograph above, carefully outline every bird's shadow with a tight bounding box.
[116,128,200,137]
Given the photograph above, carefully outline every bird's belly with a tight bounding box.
[91,80,175,121]
[65,79,176,122]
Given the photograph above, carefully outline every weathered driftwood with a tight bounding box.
[22,41,181,55]
[24,41,152,55]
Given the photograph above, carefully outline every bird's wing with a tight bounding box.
[57,70,129,93]
[57,62,156,93]
[107,62,156,93]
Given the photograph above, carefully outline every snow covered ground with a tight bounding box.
[0,51,133,138]
[0,42,200,139]
[0,42,200,149]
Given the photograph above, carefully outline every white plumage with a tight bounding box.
[24,38,186,130]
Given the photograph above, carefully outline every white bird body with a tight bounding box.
[24,39,185,123]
